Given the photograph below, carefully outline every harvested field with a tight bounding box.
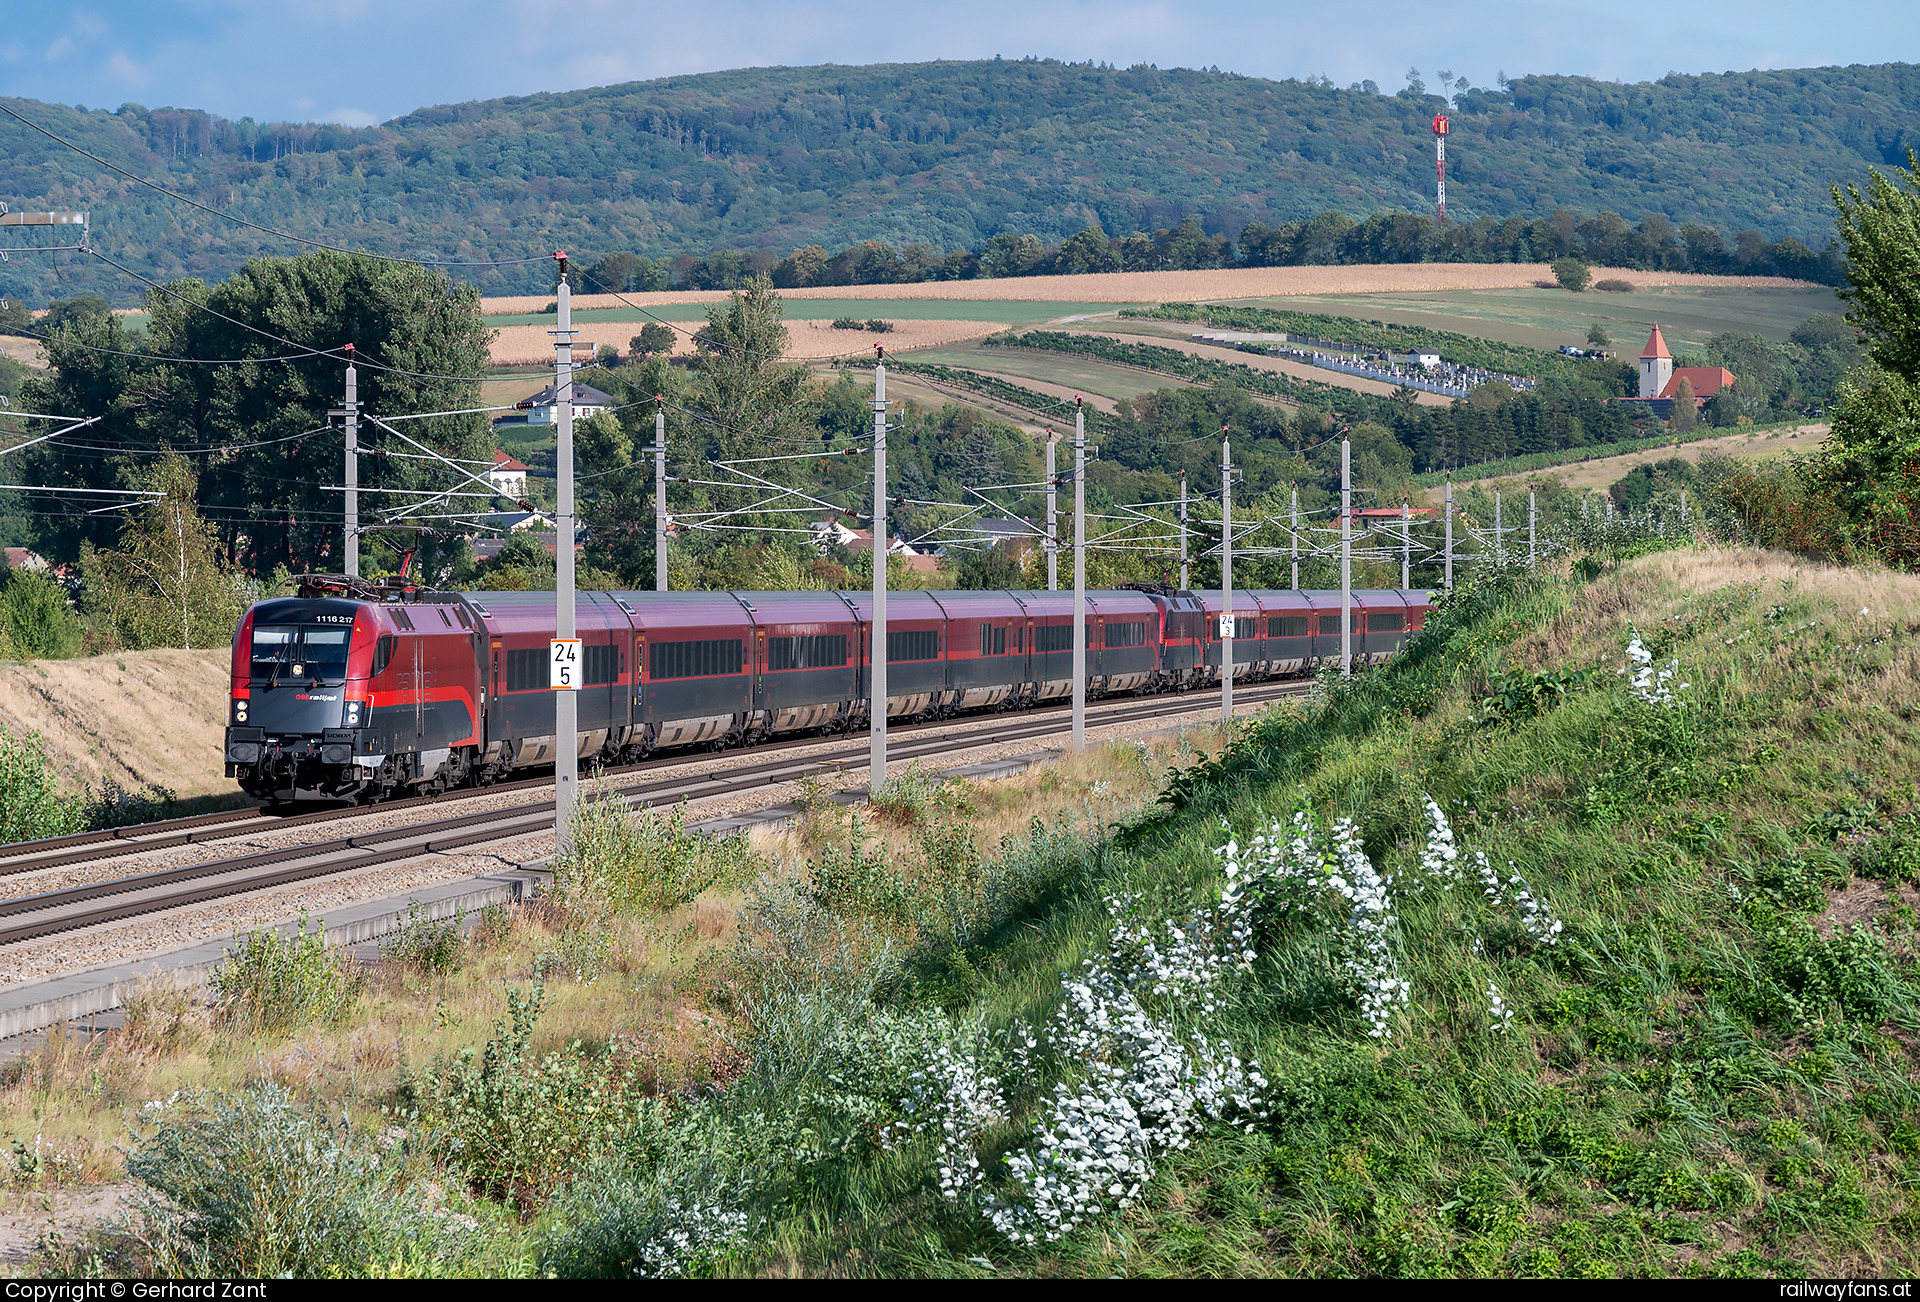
[478,265,1817,315]
[0,335,45,368]
[487,317,1008,366]
[0,648,232,802]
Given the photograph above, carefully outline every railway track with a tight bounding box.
[0,682,1305,948]
[0,682,1300,878]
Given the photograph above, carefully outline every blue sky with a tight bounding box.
[0,0,1907,126]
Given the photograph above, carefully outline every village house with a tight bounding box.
[487,450,531,498]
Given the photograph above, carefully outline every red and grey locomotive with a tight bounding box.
[224,577,1431,804]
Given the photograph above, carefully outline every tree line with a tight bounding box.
[579,208,1842,297]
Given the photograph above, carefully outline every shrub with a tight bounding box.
[807,813,908,919]
[830,317,863,330]
[867,762,970,826]
[381,901,465,974]
[122,1083,497,1277]
[209,915,362,1034]
[415,984,664,1212]
[1552,258,1592,292]
[1594,278,1635,292]
[0,725,84,842]
[865,319,894,333]
[0,568,82,658]
[557,783,752,914]
[81,777,177,829]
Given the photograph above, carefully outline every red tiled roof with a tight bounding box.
[1658,367,1737,401]
[491,450,531,471]
[1640,325,1672,360]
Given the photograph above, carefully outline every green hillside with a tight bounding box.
[2,58,1915,303]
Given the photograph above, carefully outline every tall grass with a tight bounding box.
[556,782,756,914]
[209,915,362,1034]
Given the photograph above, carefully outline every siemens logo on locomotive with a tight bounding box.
[223,582,1432,805]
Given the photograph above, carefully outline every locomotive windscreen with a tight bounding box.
[250,624,353,680]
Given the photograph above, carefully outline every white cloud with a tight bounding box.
[108,50,147,84]
[323,107,379,127]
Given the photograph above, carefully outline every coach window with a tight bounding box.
[887,629,939,661]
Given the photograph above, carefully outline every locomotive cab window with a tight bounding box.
[371,633,396,676]
[251,625,351,679]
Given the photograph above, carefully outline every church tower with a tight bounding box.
[1639,324,1674,399]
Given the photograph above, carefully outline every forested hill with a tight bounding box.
[3,57,1918,302]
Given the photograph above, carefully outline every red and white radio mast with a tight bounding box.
[1433,114,1449,224]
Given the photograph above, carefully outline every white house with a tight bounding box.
[515,382,615,425]
[488,450,531,498]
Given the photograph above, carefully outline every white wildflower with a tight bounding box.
[1622,626,1685,708]
[1487,979,1515,1032]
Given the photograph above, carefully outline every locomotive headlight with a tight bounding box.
[343,700,363,726]
[233,701,249,723]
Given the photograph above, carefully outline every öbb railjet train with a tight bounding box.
[224,578,1434,804]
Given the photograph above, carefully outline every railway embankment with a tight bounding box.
[10,546,1920,1278]
[0,647,230,803]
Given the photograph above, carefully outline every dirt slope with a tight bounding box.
[0,649,231,800]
